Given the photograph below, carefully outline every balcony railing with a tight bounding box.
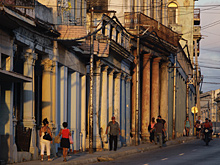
[0,0,35,7]
[193,26,201,37]
[124,12,179,47]
[194,8,200,25]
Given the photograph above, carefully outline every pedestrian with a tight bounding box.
[105,116,121,151]
[184,116,191,136]
[148,117,156,143]
[196,116,202,139]
[158,115,166,143]
[39,118,53,162]
[153,119,164,147]
[59,122,71,162]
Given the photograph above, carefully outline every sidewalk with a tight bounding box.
[19,136,195,165]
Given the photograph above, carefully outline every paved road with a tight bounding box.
[93,138,220,165]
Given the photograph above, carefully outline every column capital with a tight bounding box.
[143,53,152,59]
[126,76,132,82]
[108,69,115,75]
[96,60,102,68]
[121,73,127,80]
[115,72,122,79]
[102,65,109,72]
[161,61,169,68]
[152,57,161,63]
[41,59,54,72]
[23,50,38,66]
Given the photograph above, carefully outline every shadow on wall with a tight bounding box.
[0,134,9,162]
[0,83,10,162]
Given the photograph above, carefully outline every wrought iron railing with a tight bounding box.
[124,12,179,47]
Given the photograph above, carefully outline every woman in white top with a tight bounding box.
[39,118,53,162]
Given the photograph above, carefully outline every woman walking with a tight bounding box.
[148,117,156,143]
[59,122,71,162]
[40,118,52,162]
[184,116,191,136]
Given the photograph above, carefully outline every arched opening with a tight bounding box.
[168,2,178,24]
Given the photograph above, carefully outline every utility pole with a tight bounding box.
[172,54,176,139]
[186,77,189,115]
[135,12,140,146]
[195,39,200,116]
[89,7,94,154]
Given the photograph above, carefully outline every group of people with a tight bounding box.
[39,117,121,162]
[195,116,213,139]
[183,115,213,139]
[39,118,72,162]
[39,115,213,162]
[148,115,167,147]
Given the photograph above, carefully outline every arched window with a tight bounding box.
[168,2,178,24]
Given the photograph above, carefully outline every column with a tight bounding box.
[42,59,53,126]
[121,74,126,146]
[108,69,115,122]
[60,66,68,127]
[114,72,121,147]
[81,75,86,151]
[23,48,38,159]
[23,49,37,127]
[160,62,169,132]
[93,60,102,150]
[100,66,108,149]
[151,57,161,119]
[69,72,80,151]
[126,77,131,145]
[141,54,151,141]
[131,50,137,140]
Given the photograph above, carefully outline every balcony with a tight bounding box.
[193,25,201,39]
[0,0,35,18]
[0,0,35,7]
[194,8,200,25]
[124,12,179,47]
[193,40,200,57]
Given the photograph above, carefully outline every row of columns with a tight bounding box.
[93,60,131,150]
[132,54,169,141]
[22,48,87,153]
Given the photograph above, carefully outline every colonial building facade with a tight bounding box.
[0,0,201,163]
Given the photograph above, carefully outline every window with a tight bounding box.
[168,2,178,24]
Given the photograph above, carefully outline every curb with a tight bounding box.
[45,136,197,165]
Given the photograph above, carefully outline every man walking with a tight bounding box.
[106,116,121,151]
[154,119,164,148]
[158,115,166,143]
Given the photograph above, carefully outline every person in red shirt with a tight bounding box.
[203,118,211,129]
[202,118,211,140]
[59,122,71,162]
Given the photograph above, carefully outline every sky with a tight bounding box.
[195,0,220,92]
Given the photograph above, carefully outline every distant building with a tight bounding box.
[200,89,220,122]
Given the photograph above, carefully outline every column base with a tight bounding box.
[29,146,38,160]
[101,134,108,150]
[23,119,36,128]
[141,133,150,142]
[93,135,102,151]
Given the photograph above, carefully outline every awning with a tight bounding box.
[0,69,32,83]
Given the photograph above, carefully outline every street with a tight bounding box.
[93,138,220,165]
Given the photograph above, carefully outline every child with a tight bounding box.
[59,122,71,162]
